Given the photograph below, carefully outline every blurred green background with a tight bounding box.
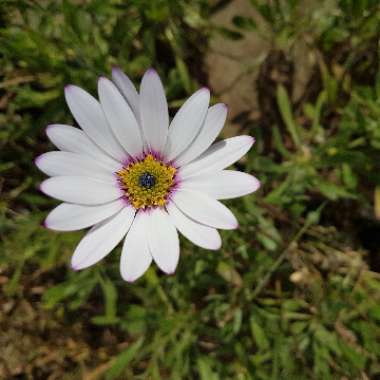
[1,0,380,379]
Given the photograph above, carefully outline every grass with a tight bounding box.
[1,0,380,379]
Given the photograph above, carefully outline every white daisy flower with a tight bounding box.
[36,68,260,282]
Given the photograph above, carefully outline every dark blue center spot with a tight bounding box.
[139,172,156,189]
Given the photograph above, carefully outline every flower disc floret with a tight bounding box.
[117,154,176,209]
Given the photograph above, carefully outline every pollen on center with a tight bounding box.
[116,154,176,209]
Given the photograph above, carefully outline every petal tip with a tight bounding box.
[64,85,76,99]
[158,263,178,276]
[45,124,56,134]
[111,66,122,76]
[70,263,80,271]
[145,67,157,76]
[70,256,83,271]
[64,84,74,92]
[124,276,137,283]
[215,236,223,250]
[34,155,42,167]
[253,179,261,192]
[38,181,46,193]
[225,219,239,230]
[97,76,109,88]
[209,240,222,251]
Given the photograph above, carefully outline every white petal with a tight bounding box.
[120,211,152,282]
[166,202,221,250]
[179,135,254,179]
[181,170,260,200]
[175,103,227,167]
[147,208,179,274]
[164,88,210,161]
[172,189,238,230]
[46,124,121,172]
[98,77,143,157]
[40,176,123,205]
[35,151,115,181]
[112,67,140,120]
[64,85,127,162]
[139,69,169,153]
[44,199,126,231]
[71,206,135,270]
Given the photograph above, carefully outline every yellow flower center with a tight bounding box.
[116,154,176,209]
